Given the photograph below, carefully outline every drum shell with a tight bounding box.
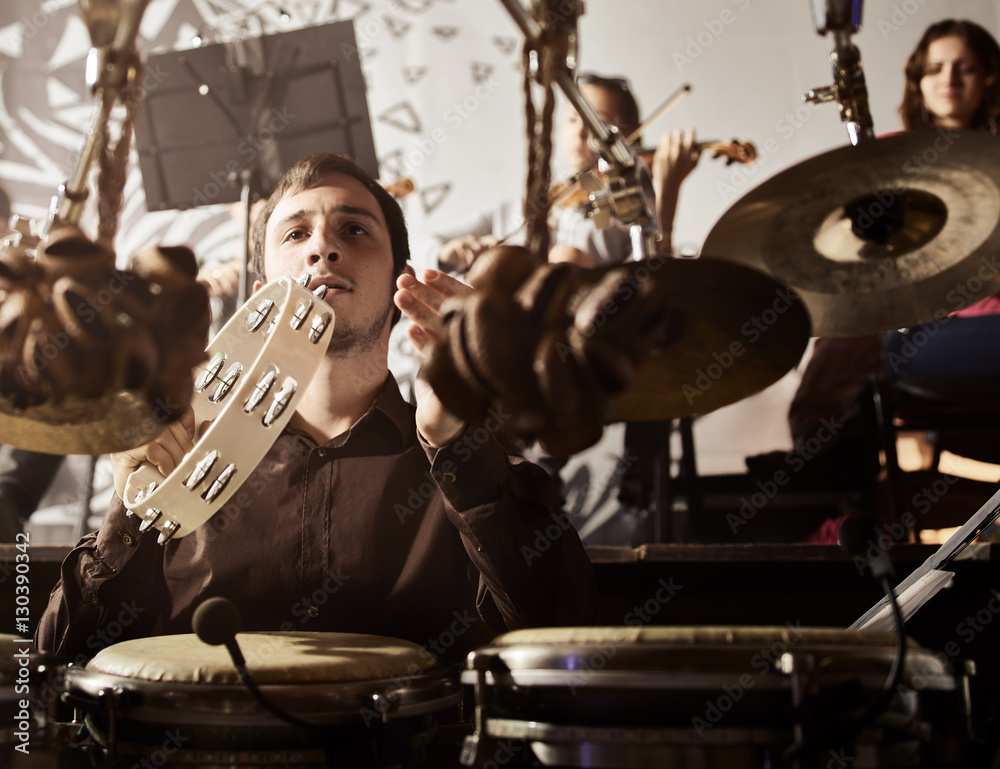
[63,632,464,767]
[66,664,460,749]
[462,627,976,769]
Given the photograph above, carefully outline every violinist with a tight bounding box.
[431,72,704,272]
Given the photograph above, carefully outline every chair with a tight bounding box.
[870,375,1000,536]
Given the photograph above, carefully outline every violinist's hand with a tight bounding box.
[394,268,475,447]
[549,244,596,268]
[652,128,702,255]
[437,235,498,274]
[111,409,197,500]
[652,127,702,197]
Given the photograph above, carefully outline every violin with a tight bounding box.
[552,139,757,209]
[654,139,757,166]
[382,176,415,199]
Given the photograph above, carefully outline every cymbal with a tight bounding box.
[0,391,165,455]
[701,131,1000,337]
[610,257,811,421]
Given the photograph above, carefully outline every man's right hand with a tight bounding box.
[111,408,197,500]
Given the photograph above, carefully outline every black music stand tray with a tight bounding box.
[852,484,1000,630]
[134,19,377,212]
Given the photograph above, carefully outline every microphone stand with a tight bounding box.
[237,167,256,306]
[804,0,875,145]
[784,516,907,764]
[497,0,661,258]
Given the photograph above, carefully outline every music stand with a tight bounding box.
[133,20,377,302]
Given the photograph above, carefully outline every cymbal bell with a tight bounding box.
[610,257,811,421]
[701,131,1000,338]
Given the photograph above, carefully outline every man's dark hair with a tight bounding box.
[251,152,409,281]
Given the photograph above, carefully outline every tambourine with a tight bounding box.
[122,275,333,544]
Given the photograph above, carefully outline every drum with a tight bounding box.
[461,626,975,769]
[64,631,462,768]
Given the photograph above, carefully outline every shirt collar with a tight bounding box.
[285,374,413,452]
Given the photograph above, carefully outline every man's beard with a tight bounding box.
[324,294,394,357]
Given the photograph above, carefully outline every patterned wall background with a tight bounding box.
[4,0,999,540]
[0,0,531,267]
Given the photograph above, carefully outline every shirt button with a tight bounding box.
[307,606,319,619]
[122,534,134,547]
[317,448,327,458]
[89,594,99,605]
[441,472,457,485]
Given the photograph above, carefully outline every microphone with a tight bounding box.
[193,597,325,732]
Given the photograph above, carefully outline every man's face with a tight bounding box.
[258,172,396,355]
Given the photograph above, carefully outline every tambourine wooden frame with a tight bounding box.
[122,277,332,541]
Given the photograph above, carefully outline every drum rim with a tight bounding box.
[66,665,461,724]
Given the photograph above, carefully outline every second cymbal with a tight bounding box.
[610,257,811,421]
[702,131,1000,337]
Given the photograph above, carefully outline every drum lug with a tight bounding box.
[97,685,125,763]
[370,690,401,723]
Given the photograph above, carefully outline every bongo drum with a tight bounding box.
[461,626,975,769]
[64,631,461,768]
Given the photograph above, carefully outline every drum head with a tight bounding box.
[85,631,438,685]
[67,631,461,754]
[465,625,957,729]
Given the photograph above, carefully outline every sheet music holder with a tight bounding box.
[133,19,377,302]
[851,484,1000,630]
[134,20,376,210]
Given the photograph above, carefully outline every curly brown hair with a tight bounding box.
[899,19,1000,132]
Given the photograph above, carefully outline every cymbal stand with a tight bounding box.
[498,0,661,258]
[804,0,875,145]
